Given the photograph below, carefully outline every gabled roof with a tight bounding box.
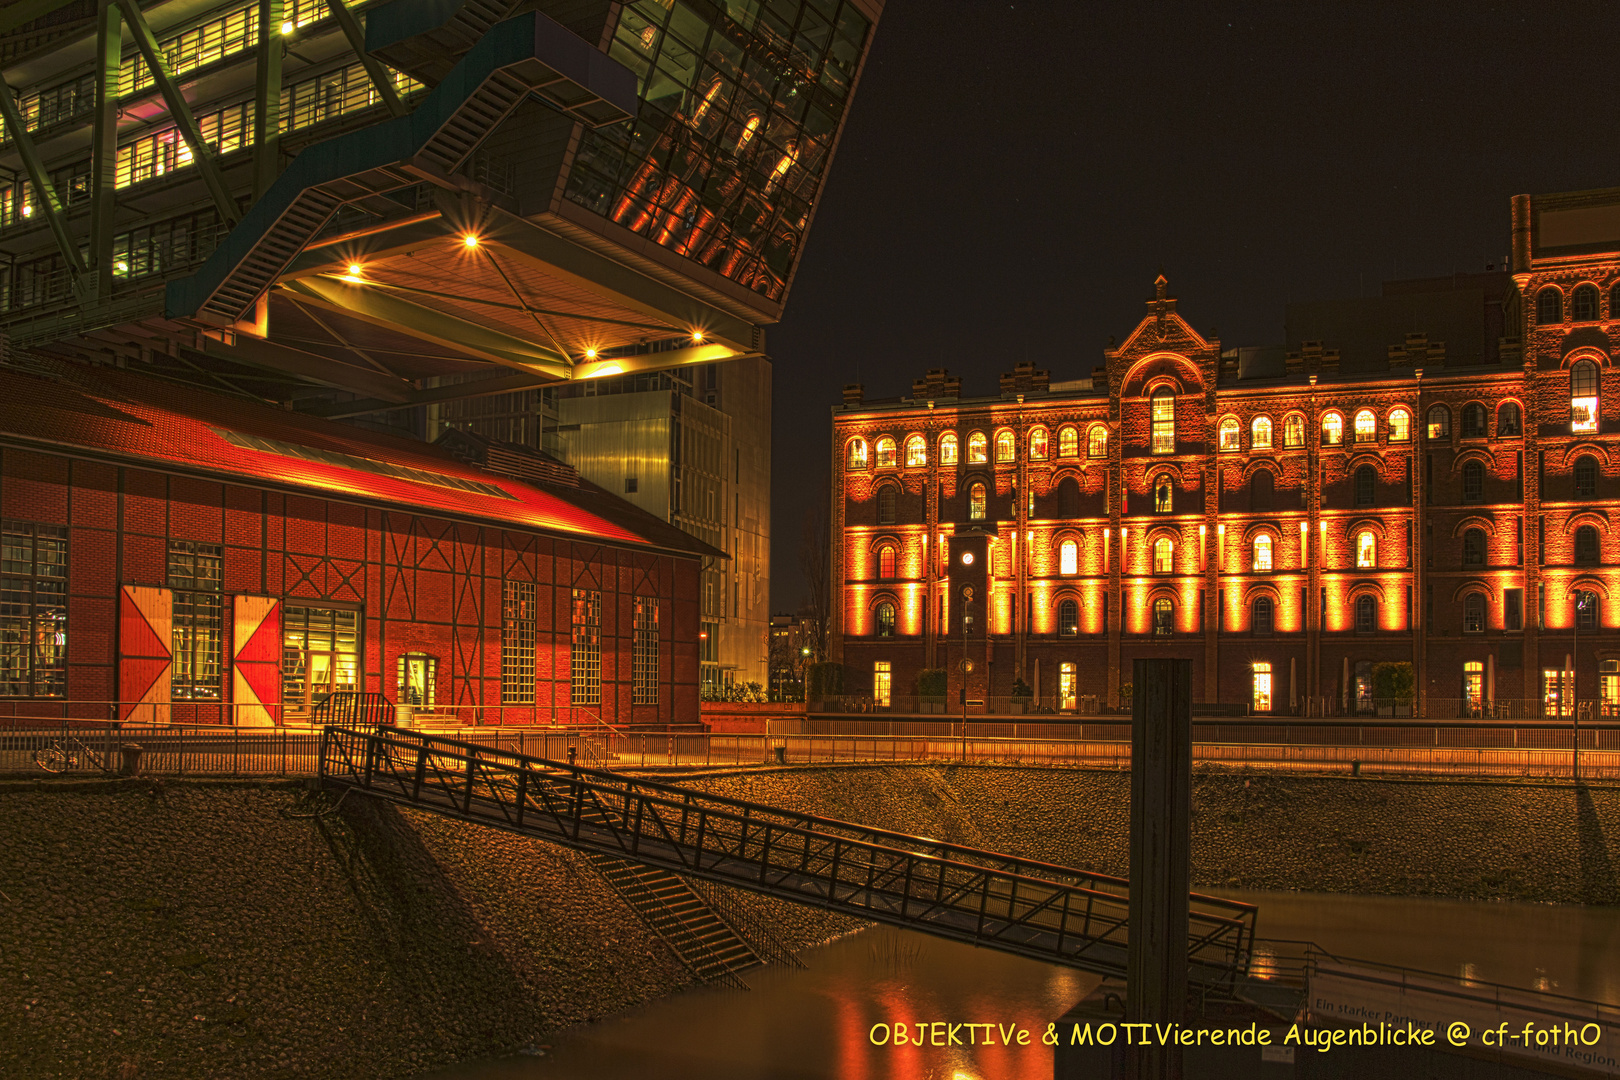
[0,359,723,560]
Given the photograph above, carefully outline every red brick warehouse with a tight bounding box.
[831,185,1620,719]
[0,360,717,727]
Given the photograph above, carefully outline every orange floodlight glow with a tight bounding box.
[463,233,480,249]
[691,329,705,343]
[347,263,363,277]
[584,347,598,359]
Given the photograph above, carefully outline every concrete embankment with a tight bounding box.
[1,766,1615,1079]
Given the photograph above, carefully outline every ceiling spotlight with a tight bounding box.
[463,233,480,249]
[584,347,598,359]
[691,330,704,343]
[346,263,363,277]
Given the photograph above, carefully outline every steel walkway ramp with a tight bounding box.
[319,727,1258,992]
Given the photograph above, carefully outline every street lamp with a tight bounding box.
[1573,590,1592,784]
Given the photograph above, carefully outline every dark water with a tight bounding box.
[424,893,1620,1080]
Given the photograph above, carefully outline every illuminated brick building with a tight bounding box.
[831,186,1620,718]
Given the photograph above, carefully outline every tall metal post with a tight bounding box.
[1128,657,1191,1080]
[252,0,284,201]
[88,0,121,301]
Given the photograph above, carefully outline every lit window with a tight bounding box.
[940,433,958,464]
[1219,417,1240,451]
[1571,360,1599,434]
[1088,426,1108,459]
[1251,416,1272,449]
[1058,426,1079,457]
[1322,413,1343,445]
[1153,537,1174,574]
[877,545,896,578]
[1574,284,1600,322]
[736,114,761,153]
[1251,661,1272,711]
[1357,531,1375,568]
[1151,389,1176,454]
[1283,414,1305,447]
[1355,594,1376,633]
[969,482,986,520]
[1427,405,1451,439]
[1058,599,1078,636]
[1029,428,1048,460]
[875,602,895,638]
[995,430,1015,462]
[1253,533,1273,572]
[968,431,988,463]
[904,435,926,466]
[1153,597,1173,637]
[873,659,891,705]
[1154,475,1173,513]
[875,437,896,467]
[1388,408,1411,442]
[1253,597,1274,636]
[847,439,868,469]
[1354,409,1377,443]
[1059,539,1078,576]
[1463,661,1484,708]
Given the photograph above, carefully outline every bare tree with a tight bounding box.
[799,475,831,661]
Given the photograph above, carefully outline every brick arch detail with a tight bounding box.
[1563,512,1609,537]
[1450,579,1498,603]
[1561,443,1611,467]
[1451,516,1497,539]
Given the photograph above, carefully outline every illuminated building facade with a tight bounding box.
[831,187,1620,718]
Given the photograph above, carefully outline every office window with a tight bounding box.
[1252,534,1272,572]
[1388,408,1411,442]
[1355,466,1376,507]
[1575,525,1600,566]
[1462,403,1488,437]
[878,485,897,525]
[0,521,66,697]
[994,430,1015,463]
[1357,531,1376,568]
[1463,593,1485,634]
[875,437,897,467]
[939,433,958,464]
[1058,598,1078,636]
[875,601,895,638]
[1427,405,1450,440]
[905,435,927,466]
[969,482,986,521]
[1251,416,1272,449]
[1462,460,1484,503]
[1573,284,1600,322]
[1576,455,1599,499]
[1088,425,1108,459]
[1153,537,1174,574]
[1059,539,1078,576]
[1462,528,1486,569]
[1058,426,1078,457]
[1537,287,1563,325]
[1355,594,1377,633]
[1571,360,1599,434]
[847,439,868,469]
[873,661,891,707]
[1505,587,1524,631]
[1354,409,1377,443]
[968,431,988,463]
[1253,597,1273,636]
[1151,390,1176,454]
[571,589,601,706]
[1321,413,1343,446]
[502,580,536,704]
[1029,428,1048,460]
[1498,402,1521,437]
[169,540,222,700]
[1283,414,1305,447]
[1219,417,1241,451]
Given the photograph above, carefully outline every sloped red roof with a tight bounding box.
[0,362,715,557]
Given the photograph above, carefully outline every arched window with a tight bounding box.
[1058,426,1079,457]
[847,438,868,469]
[1058,476,1080,517]
[939,432,958,464]
[1353,465,1375,507]
[967,431,988,463]
[1283,414,1305,447]
[1252,596,1274,636]
[1058,598,1078,636]
[1462,593,1485,634]
[1059,538,1078,575]
[1388,408,1411,442]
[1322,412,1343,446]
[1355,594,1376,633]
[1612,284,1620,324]
[1152,597,1173,636]
[877,544,896,578]
[1576,455,1599,499]
[904,435,926,466]
[1571,360,1599,434]
[1497,402,1521,437]
[994,430,1015,462]
[1462,528,1485,568]
[968,482,986,520]
[1356,530,1375,568]
[1155,475,1174,513]
[1577,590,1600,630]
[1029,428,1048,460]
[1575,524,1600,566]
[1251,416,1273,449]
[877,485,897,524]
[1573,284,1600,322]
[1251,469,1273,511]
[1151,389,1176,454]
[1462,403,1487,437]
[1252,533,1273,572]
[1087,425,1108,459]
[1153,537,1174,574]
[875,436,896,467]
[1537,286,1562,325]
[1218,417,1241,451]
[1461,460,1484,503]
[875,601,895,637]
[1427,405,1450,440]
[1354,409,1377,443]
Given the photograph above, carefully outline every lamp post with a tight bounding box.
[1573,591,1590,784]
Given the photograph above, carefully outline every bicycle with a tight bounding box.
[32,735,107,774]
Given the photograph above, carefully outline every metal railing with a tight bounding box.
[320,726,1259,991]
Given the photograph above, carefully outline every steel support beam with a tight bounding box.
[284,276,572,379]
[115,0,242,226]
[192,334,414,403]
[87,0,121,301]
[0,78,86,286]
[252,0,283,202]
[324,0,406,118]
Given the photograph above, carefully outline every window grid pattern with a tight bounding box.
[502,580,536,704]
[571,589,602,706]
[632,595,659,704]
[169,540,223,701]
[0,521,66,697]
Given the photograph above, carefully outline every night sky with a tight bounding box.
[765,1,1620,611]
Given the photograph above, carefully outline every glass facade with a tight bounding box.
[282,606,360,711]
[0,522,66,697]
[566,0,872,303]
[169,541,223,700]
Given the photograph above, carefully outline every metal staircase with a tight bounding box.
[587,853,764,989]
[320,727,1259,992]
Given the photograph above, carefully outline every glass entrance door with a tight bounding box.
[282,606,360,715]
[1252,662,1273,713]
[1059,663,1076,711]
